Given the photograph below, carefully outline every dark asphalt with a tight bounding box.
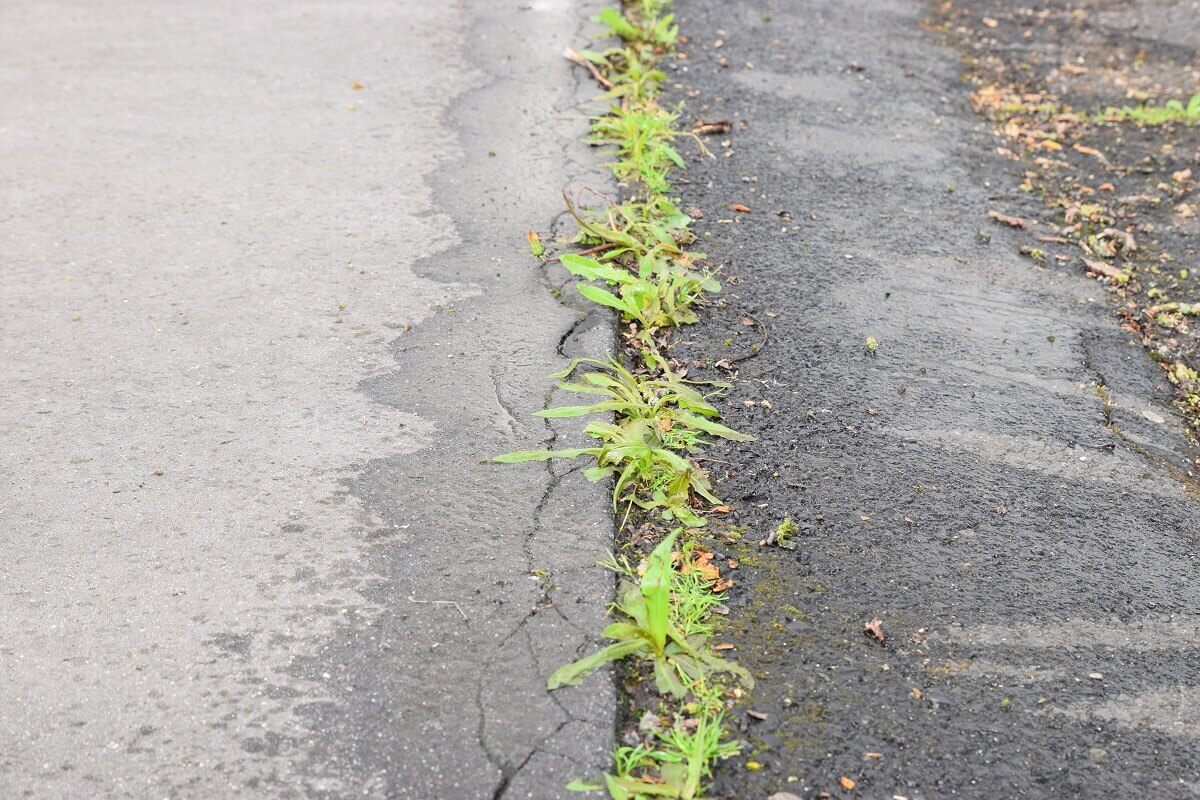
[665,0,1200,797]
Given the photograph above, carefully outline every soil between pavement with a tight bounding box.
[662,0,1200,797]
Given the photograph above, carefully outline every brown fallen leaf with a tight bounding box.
[1083,258,1126,280]
[840,776,857,791]
[1173,168,1192,183]
[694,119,732,135]
[911,687,923,700]
[1176,203,1196,219]
[864,617,885,644]
[731,203,751,213]
[1100,227,1137,253]
[987,210,1026,228]
[681,549,720,582]
[746,709,769,720]
[1073,143,1103,158]
[864,752,883,759]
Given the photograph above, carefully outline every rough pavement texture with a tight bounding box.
[666,0,1200,797]
[1,1,613,798]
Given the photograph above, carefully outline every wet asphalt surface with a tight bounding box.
[664,0,1200,797]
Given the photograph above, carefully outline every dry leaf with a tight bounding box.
[987,210,1026,228]
[864,617,885,644]
[731,203,751,213]
[840,776,857,791]
[694,119,732,135]
[1176,203,1196,219]
[1083,258,1125,279]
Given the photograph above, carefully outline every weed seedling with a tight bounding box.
[495,358,751,525]
[545,531,752,697]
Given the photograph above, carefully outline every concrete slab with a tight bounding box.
[0,1,613,797]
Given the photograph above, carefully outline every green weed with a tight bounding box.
[560,253,718,331]
[567,195,701,267]
[567,684,740,799]
[546,532,752,697]
[511,0,756,795]
[1102,94,1200,126]
[591,103,699,196]
[595,5,678,49]
[495,358,750,526]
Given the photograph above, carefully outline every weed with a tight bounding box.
[509,0,758,795]
[546,532,752,697]
[560,253,718,333]
[568,685,740,799]
[595,5,678,49]
[1102,94,1200,126]
[495,359,750,525]
[769,517,799,550]
[591,102,697,195]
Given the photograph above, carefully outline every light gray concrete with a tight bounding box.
[0,1,613,797]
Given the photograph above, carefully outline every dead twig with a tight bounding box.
[545,243,617,262]
[408,595,468,622]
[564,48,615,90]
[726,310,769,365]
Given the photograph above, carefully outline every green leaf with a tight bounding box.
[565,778,605,793]
[675,411,755,442]
[653,656,688,698]
[661,143,686,168]
[641,531,677,655]
[578,284,636,317]
[561,253,630,284]
[492,448,593,463]
[535,401,626,418]
[547,639,645,689]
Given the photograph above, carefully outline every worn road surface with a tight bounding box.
[1,1,613,798]
[668,0,1200,798]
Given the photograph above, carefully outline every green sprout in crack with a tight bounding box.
[545,531,752,698]
[494,358,751,527]
[568,682,741,799]
[560,253,718,334]
[1100,93,1200,126]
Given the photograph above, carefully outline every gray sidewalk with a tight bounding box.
[0,1,612,797]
